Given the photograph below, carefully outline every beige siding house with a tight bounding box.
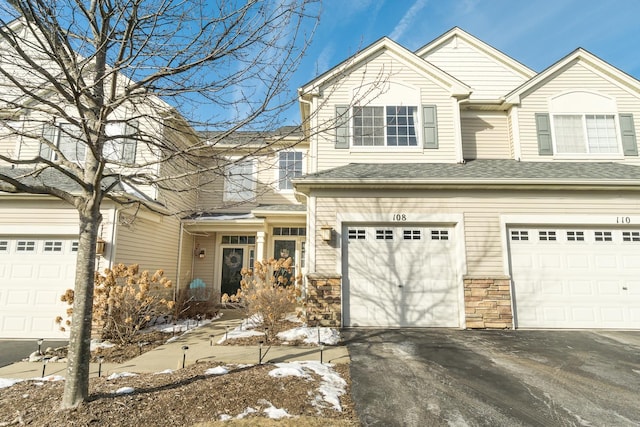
[296,27,640,330]
[4,25,640,338]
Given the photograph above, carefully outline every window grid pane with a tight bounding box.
[567,231,585,241]
[376,229,393,240]
[386,106,418,146]
[586,115,617,153]
[554,115,586,153]
[353,106,384,146]
[278,151,303,190]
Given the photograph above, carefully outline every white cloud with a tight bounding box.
[389,0,430,42]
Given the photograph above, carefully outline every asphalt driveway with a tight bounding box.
[343,329,640,426]
[0,340,67,368]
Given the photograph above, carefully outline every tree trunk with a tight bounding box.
[61,209,102,408]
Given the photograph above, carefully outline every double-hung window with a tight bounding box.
[40,123,86,162]
[553,114,618,154]
[224,160,255,202]
[353,106,418,147]
[104,120,138,164]
[278,151,303,191]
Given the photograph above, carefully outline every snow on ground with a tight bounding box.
[107,372,137,380]
[216,313,340,346]
[259,399,292,419]
[204,366,230,376]
[0,375,64,390]
[277,326,341,346]
[268,361,347,411]
[114,386,135,395]
[154,369,174,375]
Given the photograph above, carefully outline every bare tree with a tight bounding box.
[0,0,318,408]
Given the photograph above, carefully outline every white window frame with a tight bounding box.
[223,159,256,202]
[276,150,304,192]
[40,122,86,162]
[104,120,138,164]
[352,105,420,148]
[551,113,622,156]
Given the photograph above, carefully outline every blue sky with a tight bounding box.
[280,0,640,124]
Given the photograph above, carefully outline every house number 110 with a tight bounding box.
[616,216,631,224]
[393,214,407,221]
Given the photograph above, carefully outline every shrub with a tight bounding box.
[57,264,174,344]
[222,257,301,341]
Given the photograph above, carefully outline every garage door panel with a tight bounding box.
[569,281,592,295]
[510,227,640,329]
[344,225,459,328]
[7,290,30,304]
[0,237,75,338]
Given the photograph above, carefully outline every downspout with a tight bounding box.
[175,222,184,302]
[107,206,120,270]
[454,97,465,163]
[297,91,317,172]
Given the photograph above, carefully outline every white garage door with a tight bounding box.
[509,227,640,329]
[342,225,460,327]
[0,237,77,338]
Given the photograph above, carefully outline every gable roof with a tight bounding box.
[298,36,471,99]
[293,160,640,191]
[505,48,640,104]
[415,27,536,81]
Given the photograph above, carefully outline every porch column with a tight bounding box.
[256,231,266,261]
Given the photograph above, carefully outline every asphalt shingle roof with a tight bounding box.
[295,160,640,183]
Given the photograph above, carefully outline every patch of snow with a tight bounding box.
[154,369,174,375]
[269,363,309,378]
[205,366,229,376]
[633,369,640,375]
[302,361,347,411]
[267,361,346,411]
[114,386,135,395]
[219,414,233,421]
[107,372,137,380]
[259,399,291,419]
[277,326,340,346]
[235,407,257,419]
[0,378,23,389]
[216,325,264,344]
[90,340,116,352]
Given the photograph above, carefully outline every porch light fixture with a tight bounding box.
[198,249,206,258]
[95,238,106,256]
[320,226,333,241]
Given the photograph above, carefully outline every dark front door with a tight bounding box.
[221,247,244,296]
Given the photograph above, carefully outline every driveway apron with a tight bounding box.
[343,329,640,426]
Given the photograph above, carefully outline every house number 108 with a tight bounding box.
[393,214,407,221]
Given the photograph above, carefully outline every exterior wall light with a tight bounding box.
[321,226,333,242]
[95,238,106,256]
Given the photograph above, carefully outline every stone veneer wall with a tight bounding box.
[305,273,342,327]
[464,276,513,329]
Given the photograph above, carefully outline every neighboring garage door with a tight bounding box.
[342,225,460,327]
[509,227,640,329]
[0,237,77,339]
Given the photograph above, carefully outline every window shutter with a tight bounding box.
[122,120,138,163]
[335,105,349,149]
[422,105,438,149]
[535,113,553,156]
[619,113,638,156]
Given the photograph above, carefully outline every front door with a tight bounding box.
[220,248,245,296]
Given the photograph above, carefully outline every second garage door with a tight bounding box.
[0,237,77,339]
[342,225,460,327]
[509,227,640,329]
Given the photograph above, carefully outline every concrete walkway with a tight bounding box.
[0,311,350,380]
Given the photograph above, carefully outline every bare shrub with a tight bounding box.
[57,264,174,344]
[222,257,301,340]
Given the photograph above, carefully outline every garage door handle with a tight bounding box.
[398,285,404,288]
[623,287,628,290]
